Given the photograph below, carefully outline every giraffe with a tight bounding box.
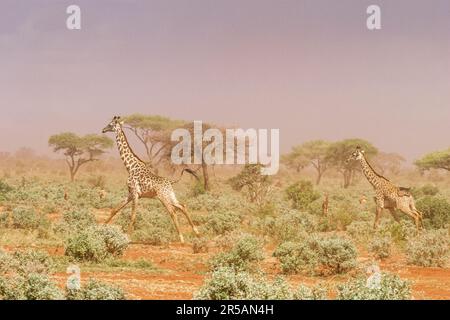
[102,116,200,243]
[347,147,423,230]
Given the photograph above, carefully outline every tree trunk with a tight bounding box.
[70,169,75,182]
[316,170,324,185]
[202,161,210,191]
[343,169,351,188]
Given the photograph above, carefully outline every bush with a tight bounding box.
[205,210,241,235]
[196,267,323,300]
[117,207,177,245]
[210,235,263,272]
[293,284,328,300]
[347,221,374,243]
[406,229,449,267]
[0,180,13,201]
[337,272,411,300]
[416,196,450,228]
[67,279,125,300]
[10,207,44,230]
[62,209,96,230]
[411,184,439,198]
[368,235,391,259]
[0,250,63,300]
[377,219,418,243]
[273,241,319,275]
[260,210,316,242]
[0,250,54,276]
[65,225,130,262]
[285,181,320,210]
[274,235,357,275]
[0,273,64,300]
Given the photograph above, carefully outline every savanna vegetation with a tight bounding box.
[0,114,449,300]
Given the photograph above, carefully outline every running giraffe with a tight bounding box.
[102,116,200,242]
[347,146,423,229]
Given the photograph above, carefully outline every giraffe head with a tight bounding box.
[102,116,123,133]
[347,146,365,163]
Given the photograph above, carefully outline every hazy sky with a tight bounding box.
[1,0,449,161]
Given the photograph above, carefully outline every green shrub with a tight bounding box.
[65,225,130,262]
[11,250,54,275]
[0,273,64,300]
[347,221,374,242]
[368,235,391,259]
[273,241,319,274]
[260,210,316,242]
[411,184,439,198]
[337,272,411,300]
[205,210,241,235]
[285,181,320,210]
[274,235,357,275]
[377,219,418,243]
[10,207,43,229]
[186,193,244,212]
[210,235,263,271]
[117,207,177,245]
[62,209,96,230]
[67,279,125,300]
[406,229,449,267]
[0,250,54,276]
[0,180,13,201]
[416,196,450,228]
[195,267,326,300]
[319,236,358,275]
[0,211,9,227]
[293,284,328,300]
[191,180,206,197]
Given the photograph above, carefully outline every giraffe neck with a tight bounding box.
[359,155,384,188]
[114,126,144,172]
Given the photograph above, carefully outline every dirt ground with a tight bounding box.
[46,242,449,300]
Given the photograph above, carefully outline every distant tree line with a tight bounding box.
[46,114,448,186]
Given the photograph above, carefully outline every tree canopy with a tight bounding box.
[415,149,450,172]
[122,114,186,170]
[283,140,331,184]
[326,138,378,188]
[49,132,113,181]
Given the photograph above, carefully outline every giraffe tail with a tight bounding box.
[171,168,199,184]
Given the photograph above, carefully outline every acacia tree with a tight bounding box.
[228,164,272,205]
[373,152,406,175]
[326,139,378,188]
[122,114,186,171]
[281,147,309,173]
[415,149,450,172]
[170,122,227,191]
[284,140,331,185]
[49,132,113,181]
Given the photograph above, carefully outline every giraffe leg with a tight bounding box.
[128,197,138,235]
[105,195,132,224]
[373,196,384,229]
[374,206,383,229]
[388,208,401,223]
[173,202,200,236]
[409,200,424,230]
[161,199,184,243]
[397,196,422,230]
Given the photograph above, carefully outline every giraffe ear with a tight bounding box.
[120,121,124,125]
[361,150,365,154]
